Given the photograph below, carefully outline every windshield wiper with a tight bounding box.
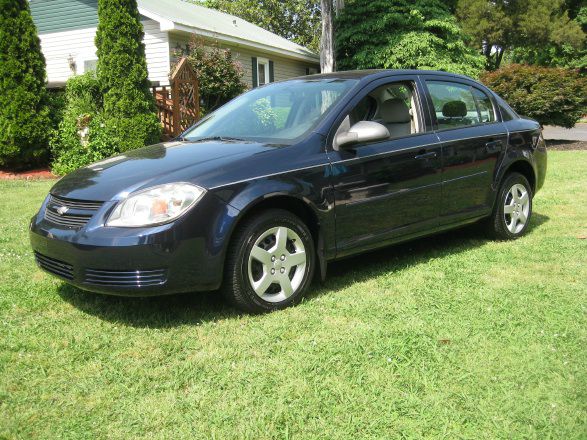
[187,136,248,143]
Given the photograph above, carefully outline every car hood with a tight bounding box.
[50,140,282,201]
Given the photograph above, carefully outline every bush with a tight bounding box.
[335,0,485,77]
[177,36,248,113]
[46,89,67,130]
[50,73,117,175]
[481,64,587,128]
[95,0,160,152]
[0,0,51,169]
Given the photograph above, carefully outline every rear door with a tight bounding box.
[422,77,508,224]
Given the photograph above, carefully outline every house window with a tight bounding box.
[83,59,98,73]
[306,67,318,75]
[257,57,270,86]
[76,52,98,74]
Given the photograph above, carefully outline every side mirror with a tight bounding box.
[335,121,390,148]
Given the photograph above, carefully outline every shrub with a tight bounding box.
[46,89,67,130]
[481,64,587,128]
[95,0,160,152]
[0,0,51,169]
[335,0,485,77]
[177,36,248,113]
[50,73,117,175]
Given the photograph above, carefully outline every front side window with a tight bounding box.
[183,79,358,143]
[426,81,496,130]
[336,81,423,143]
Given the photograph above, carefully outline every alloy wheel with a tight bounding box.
[503,183,530,234]
[247,226,307,303]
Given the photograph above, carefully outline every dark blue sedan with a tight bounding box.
[30,70,547,312]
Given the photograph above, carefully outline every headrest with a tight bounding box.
[442,101,467,118]
[380,98,411,123]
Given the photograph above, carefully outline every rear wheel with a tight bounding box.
[485,172,533,240]
[222,209,315,313]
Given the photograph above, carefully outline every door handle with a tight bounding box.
[485,140,503,154]
[414,151,437,160]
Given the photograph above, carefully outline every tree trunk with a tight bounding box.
[495,46,505,70]
[320,0,335,73]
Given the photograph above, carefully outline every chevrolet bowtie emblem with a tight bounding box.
[56,206,69,215]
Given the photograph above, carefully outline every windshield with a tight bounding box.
[183,79,358,143]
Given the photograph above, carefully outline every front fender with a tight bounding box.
[210,165,336,257]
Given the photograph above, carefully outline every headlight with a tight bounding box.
[106,183,205,227]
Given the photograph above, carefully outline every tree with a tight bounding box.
[336,0,485,77]
[320,0,345,73]
[203,0,321,52]
[320,0,335,72]
[456,0,585,70]
[95,0,160,153]
[0,0,51,168]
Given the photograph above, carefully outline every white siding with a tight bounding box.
[142,20,171,85]
[168,32,318,88]
[39,19,171,86]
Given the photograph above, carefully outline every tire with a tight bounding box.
[485,172,533,240]
[222,209,316,313]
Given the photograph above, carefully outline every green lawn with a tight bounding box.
[1,151,586,439]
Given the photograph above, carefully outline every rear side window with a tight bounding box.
[426,81,496,130]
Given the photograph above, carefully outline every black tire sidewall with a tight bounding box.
[233,211,315,312]
[494,173,533,239]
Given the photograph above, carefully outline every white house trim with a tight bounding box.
[256,57,270,85]
[137,7,175,32]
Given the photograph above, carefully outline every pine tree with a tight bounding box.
[0,0,51,168]
[95,0,160,152]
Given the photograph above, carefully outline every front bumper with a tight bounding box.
[29,194,238,296]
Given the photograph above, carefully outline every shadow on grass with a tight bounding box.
[58,212,549,328]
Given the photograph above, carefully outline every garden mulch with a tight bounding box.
[0,168,57,180]
[545,140,587,150]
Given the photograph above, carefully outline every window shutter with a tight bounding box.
[251,57,258,88]
[269,60,274,82]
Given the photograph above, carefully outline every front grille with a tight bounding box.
[44,195,104,229]
[48,195,103,210]
[84,268,167,287]
[44,209,94,227]
[34,252,74,280]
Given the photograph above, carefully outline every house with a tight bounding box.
[29,0,320,89]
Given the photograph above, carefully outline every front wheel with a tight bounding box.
[222,209,315,313]
[485,172,533,240]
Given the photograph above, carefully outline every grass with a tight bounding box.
[1,151,586,439]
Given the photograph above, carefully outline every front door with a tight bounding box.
[328,78,442,258]
[424,79,508,224]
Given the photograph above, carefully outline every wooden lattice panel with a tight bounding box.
[170,57,200,137]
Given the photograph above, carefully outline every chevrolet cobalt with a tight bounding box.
[30,70,547,312]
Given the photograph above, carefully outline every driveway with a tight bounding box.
[542,123,587,141]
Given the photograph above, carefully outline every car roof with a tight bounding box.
[299,69,475,82]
